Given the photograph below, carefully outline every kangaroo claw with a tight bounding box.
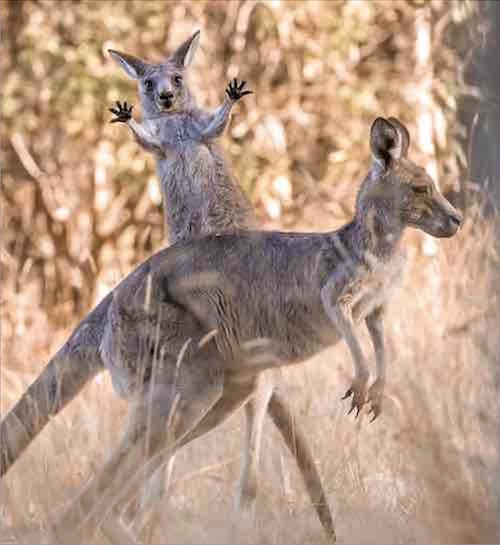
[341,388,353,400]
[342,375,368,418]
[368,406,380,422]
[109,100,134,123]
[348,402,361,418]
[226,78,253,101]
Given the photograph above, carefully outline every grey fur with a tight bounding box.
[52,117,462,543]
[108,31,335,539]
[1,31,335,542]
[108,31,256,243]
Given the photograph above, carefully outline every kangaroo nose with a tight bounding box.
[450,210,463,227]
[159,91,174,101]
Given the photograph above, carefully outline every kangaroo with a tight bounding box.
[52,116,462,542]
[108,31,255,243]
[0,31,335,542]
[108,30,334,537]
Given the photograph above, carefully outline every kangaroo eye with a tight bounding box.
[173,75,183,87]
[144,79,153,91]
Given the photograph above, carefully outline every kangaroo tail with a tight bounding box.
[0,294,113,477]
[268,390,336,542]
[0,349,102,477]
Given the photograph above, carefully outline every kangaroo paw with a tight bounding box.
[341,375,368,418]
[367,379,385,422]
[109,100,134,123]
[226,78,253,101]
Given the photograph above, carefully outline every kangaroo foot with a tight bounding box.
[231,496,257,545]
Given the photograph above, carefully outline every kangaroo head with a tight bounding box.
[364,117,462,238]
[109,30,201,119]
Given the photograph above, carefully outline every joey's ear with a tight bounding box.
[170,30,200,68]
[387,117,410,157]
[370,117,402,166]
[108,50,148,80]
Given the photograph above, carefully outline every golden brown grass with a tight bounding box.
[1,201,499,545]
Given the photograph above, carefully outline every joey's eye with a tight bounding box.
[144,79,153,91]
[173,75,183,87]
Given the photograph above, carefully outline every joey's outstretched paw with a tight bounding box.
[109,100,134,123]
[226,78,253,101]
[342,376,368,418]
[367,379,385,422]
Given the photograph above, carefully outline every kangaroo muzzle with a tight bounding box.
[432,196,463,238]
[158,91,174,110]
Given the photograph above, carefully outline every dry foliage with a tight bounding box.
[1,1,499,544]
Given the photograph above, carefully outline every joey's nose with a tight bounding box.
[159,91,174,101]
[158,91,174,111]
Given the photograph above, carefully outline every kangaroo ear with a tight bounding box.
[170,30,200,68]
[108,50,148,80]
[370,117,402,166]
[387,117,410,157]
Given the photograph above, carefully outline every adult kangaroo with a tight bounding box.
[53,117,462,543]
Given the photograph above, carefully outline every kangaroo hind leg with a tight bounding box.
[235,373,273,520]
[54,356,223,544]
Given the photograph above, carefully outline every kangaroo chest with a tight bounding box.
[155,146,224,243]
[348,253,406,322]
[241,255,404,365]
[151,114,254,242]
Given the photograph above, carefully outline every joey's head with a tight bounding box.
[358,117,462,238]
[109,30,200,118]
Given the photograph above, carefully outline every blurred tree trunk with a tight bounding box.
[482,2,500,538]
[466,0,500,212]
[467,2,500,536]
[484,1,500,208]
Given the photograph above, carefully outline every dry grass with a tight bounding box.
[1,200,499,545]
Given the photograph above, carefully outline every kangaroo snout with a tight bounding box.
[158,90,174,109]
[445,208,462,236]
[440,197,463,237]
[449,209,462,227]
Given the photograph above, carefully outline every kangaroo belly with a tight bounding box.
[196,287,341,370]
[157,147,254,244]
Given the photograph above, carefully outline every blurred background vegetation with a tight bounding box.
[1,0,494,330]
[1,1,499,544]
